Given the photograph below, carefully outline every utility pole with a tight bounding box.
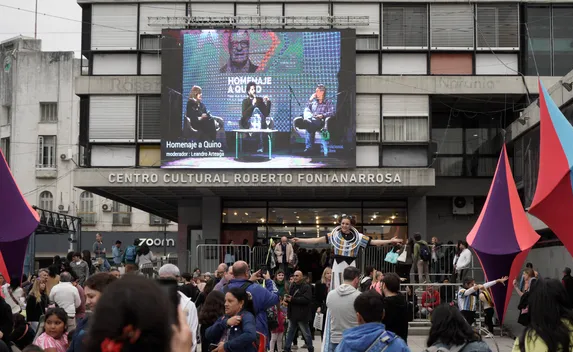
[163,220,168,256]
[34,0,38,39]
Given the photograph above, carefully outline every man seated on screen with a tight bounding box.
[220,30,258,74]
[183,85,220,141]
[298,84,334,154]
[241,81,272,152]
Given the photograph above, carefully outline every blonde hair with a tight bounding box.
[30,279,45,303]
[321,267,332,284]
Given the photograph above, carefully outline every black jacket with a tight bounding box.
[382,293,409,343]
[563,275,573,307]
[0,297,13,346]
[287,282,313,322]
[313,282,328,312]
[26,294,48,322]
[241,97,271,129]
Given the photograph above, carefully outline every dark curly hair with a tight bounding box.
[198,290,225,325]
[427,304,480,347]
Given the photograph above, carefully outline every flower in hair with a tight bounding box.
[101,338,123,352]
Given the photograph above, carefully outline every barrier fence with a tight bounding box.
[195,244,252,274]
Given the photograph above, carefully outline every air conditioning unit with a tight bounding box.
[452,196,475,215]
[58,204,68,213]
[60,149,73,161]
[102,203,112,212]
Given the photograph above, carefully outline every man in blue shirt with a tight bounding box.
[112,240,123,266]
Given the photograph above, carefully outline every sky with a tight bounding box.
[0,0,81,54]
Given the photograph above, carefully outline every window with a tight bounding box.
[79,191,96,225]
[39,191,54,211]
[2,106,11,125]
[383,5,428,48]
[37,136,56,169]
[523,7,551,76]
[150,214,168,225]
[430,4,474,49]
[356,37,379,51]
[40,103,58,122]
[552,6,573,76]
[476,4,519,49]
[0,137,9,165]
[383,117,429,142]
[112,201,132,225]
[138,96,161,140]
[140,35,161,51]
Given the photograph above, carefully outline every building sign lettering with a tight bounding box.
[107,172,402,185]
[139,238,175,247]
[438,77,495,90]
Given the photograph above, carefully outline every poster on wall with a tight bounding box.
[161,29,356,169]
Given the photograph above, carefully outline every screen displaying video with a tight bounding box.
[161,29,356,169]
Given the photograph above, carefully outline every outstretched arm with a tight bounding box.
[292,237,327,245]
[370,237,403,246]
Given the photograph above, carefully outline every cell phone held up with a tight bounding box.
[156,278,180,325]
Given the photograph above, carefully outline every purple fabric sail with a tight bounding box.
[0,150,39,278]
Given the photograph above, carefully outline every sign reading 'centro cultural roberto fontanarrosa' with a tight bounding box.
[107,172,402,185]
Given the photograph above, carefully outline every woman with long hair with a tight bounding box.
[135,244,156,278]
[313,267,332,338]
[516,278,573,352]
[513,267,537,326]
[26,279,49,331]
[206,287,257,352]
[198,291,225,352]
[273,270,289,298]
[425,304,491,352]
[195,278,217,310]
[292,215,401,349]
[396,238,414,281]
[2,275,25,314]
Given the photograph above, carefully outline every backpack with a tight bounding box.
[223,281,279,332]
[419,243,431,262]
[365,330,397,352]
[125,245,137,262]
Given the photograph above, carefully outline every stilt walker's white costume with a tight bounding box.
[322,225,370,351]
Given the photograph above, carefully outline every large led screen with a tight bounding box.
[161,29,356,168]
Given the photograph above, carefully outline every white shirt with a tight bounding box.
[49,282,81,318]
[454,248,472,270]
[178,291,198,352]
[1,284,25,313]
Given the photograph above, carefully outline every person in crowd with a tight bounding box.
[431,237,444,282]
[109,268,121,279]
[122,239,138,266]
[406,286,418,322]
[440,278,456,306]
[136,243,156,277]
[10,313,36,350]
[49,272,81,331]
[381,273,409,343]
[413,233,431,283]
[515,278,573,352]
[158,264,198,352]
[562,267,573,307]
[0,293,13,347]
[424,304,491,352]
[479,286,496,337]
[22,345,45,352]
[198,290,225,352]
[274,236,294,277]
[123,264,139,275]
[180,273,200,302]
[396,240,413,282]
[214,265,234,293]
[84,274,188,352]
[421,285,441,318]
[92,233,110,272]
[38,269,49,286]
[225,261,279,343]
[22,274,33,295]
[335,291,410,352]
[81,251,94,277]
[519,263,539,291]
[284,270,314,352]
[2,275,25,313]
[72,277,86,322]
[270,300,286,352]
[69,252,89,287]
[273,270,289,298]
[360,266,375,292]
[458,276,508,326]
[46,265,61,296]
[67,273,118,352]
[513,268,537,326]
[326,267,361,352]
[371,271,383,294]
[453,241,472,282]
[314,267,331,338]
[27,279,49,331]
[206,287,258,352]
[215,264,228,284]
[195,278,217,310]
[33,307,69,352]
[112,240,123,267]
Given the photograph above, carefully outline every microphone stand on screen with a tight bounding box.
[288,84,303,154]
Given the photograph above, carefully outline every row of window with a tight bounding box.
[0,103,58,126]
[38,190,166,226]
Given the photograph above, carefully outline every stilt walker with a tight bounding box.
[292,215,402,352]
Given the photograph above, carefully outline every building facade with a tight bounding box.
[72,0,573,271]
[0,36,176,263]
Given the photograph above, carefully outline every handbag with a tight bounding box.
[313,312,324,331]
[385,249,399,264]
[397,250,408,263]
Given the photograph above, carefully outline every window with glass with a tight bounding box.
[79,191,96,225]
[39,191,54,211]
[37,136,56,169]
[112,201,132,225]
[150,213,168,225]
[40,102,58,122]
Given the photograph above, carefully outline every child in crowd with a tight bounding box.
[33,308,69,352]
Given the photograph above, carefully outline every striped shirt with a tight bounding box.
[326,231,370,258]
[457,280,498,311]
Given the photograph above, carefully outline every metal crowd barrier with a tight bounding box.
[196,244,251,274]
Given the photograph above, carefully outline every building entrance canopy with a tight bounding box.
[73,168,434,221]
